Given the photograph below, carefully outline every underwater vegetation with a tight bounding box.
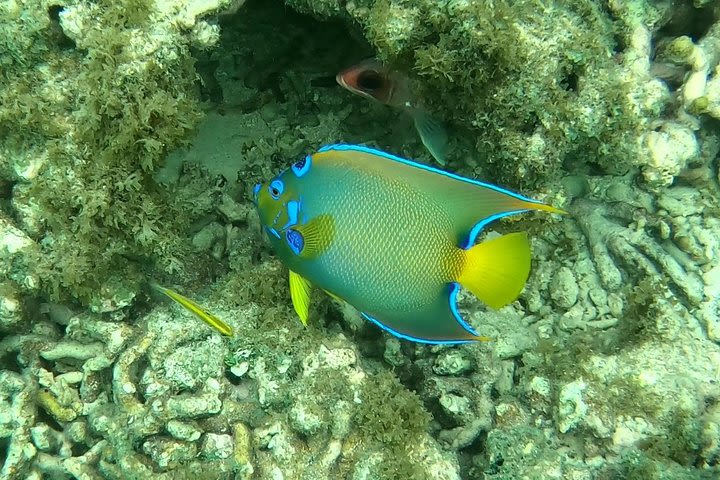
[1,0,720,479]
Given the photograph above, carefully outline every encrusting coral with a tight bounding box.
[1,291,459,479]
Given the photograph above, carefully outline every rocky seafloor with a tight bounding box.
[1,0,720,479]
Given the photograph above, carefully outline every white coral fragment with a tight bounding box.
[642,122,698,187]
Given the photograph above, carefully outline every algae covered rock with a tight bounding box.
[2,1,720,479]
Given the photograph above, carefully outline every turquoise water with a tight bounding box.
[1,1,719,479]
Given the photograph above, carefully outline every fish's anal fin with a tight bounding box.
[357,283,489,344]
[360,312,476,345]
[447,283,494,342]
[294,214,335,259]
[458,232,531,309]
[412,109,448,165]
[289,270,312,325]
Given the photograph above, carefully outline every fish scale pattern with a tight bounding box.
[310,165,461,314]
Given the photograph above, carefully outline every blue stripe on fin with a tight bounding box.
[360,312,475,345]
[462,210,528,249]
[318,144,545,207]
[448,282,479,336]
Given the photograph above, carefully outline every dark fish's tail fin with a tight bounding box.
[412,109,448,165]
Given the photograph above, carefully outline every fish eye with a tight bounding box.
[357,70,384,92]
[269,179,284,200]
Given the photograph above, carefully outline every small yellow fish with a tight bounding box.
[150,283,233,336]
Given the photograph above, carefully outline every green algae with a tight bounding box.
[1,1,206,306]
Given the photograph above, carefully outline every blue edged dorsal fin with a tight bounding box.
[316,144,564,247]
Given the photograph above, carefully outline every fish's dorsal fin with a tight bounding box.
[289,270,312,326]
[293,214,335,259]
[315,144,564,247]
[411,110,448,165]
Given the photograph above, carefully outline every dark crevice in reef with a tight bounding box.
[0,436,8,471]
[47,5,77,50]
[457,432,490,480]
[193,0,373,108]
[656,3,717,42]
[0,350,22,374]
[70,441,90,457]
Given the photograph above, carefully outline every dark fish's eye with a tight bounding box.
[357,70,384,92]
[269,179,284,200]
[292,154,312,177]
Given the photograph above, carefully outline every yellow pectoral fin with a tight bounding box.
[294,214,334,259]
[289,270,312,325]
[457,232,531,309]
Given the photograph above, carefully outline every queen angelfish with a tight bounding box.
[253,144,564,344]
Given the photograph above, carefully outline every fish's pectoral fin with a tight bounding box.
[358,284,489,344]
[294,214,335,259]
[412,109,448,165]
[289,270,312,325]
[458,232,531,309]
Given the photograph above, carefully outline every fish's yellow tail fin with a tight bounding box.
[457,232,531,309]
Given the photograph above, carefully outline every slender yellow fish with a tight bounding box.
[150,282,233,336]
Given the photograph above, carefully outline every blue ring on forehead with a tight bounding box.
[252,183,261,199]
[291,154,312,177]
[269,179,284,199]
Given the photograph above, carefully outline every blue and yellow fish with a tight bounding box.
[253,144,564,344]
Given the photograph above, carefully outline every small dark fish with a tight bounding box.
[337,58,449,165]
